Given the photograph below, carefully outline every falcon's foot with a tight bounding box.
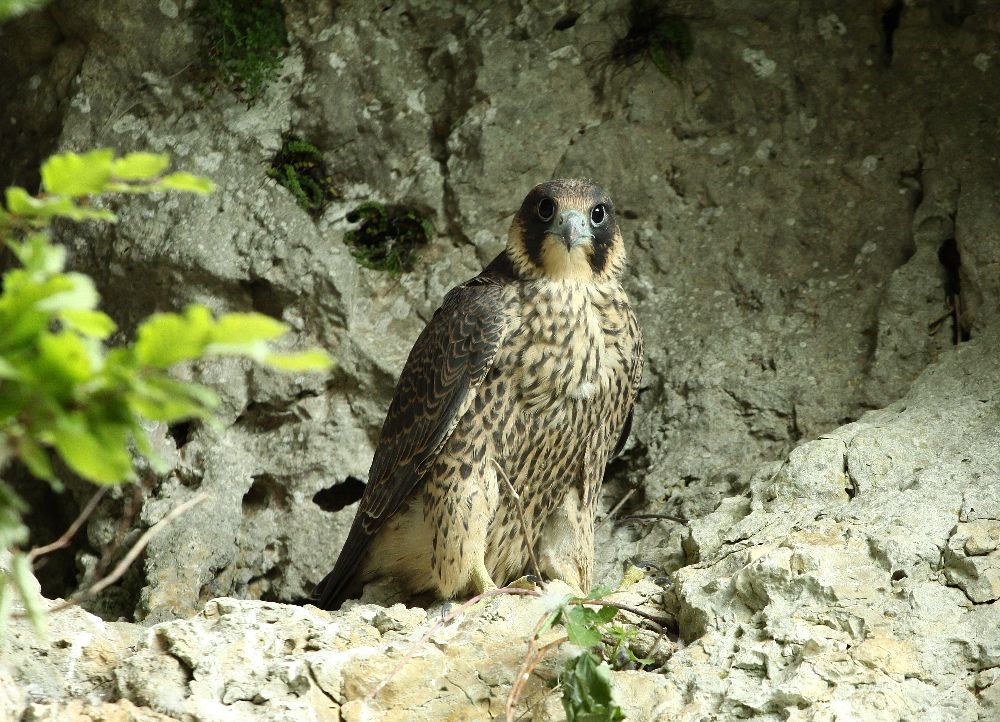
[506,574,542,591]
[470,561,499,596]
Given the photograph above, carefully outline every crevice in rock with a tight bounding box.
[243,473,290,515]
[553,11,580,31]
[167,420,196,450]
[880,0,904,64]
[313,476,366,513]
[240,277,288,319]
[937,236,971,344]
[235,391,318,431]
[426,24,485,248]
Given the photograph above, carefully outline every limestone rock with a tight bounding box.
[2,0,1000,720]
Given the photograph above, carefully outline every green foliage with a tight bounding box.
[201,0,287,99]
[610,0,693,79]
[527,584,649,721]
[267,136,340,217]
[560,653,626,722]
[0,149,332,632]
[0,0,49,22]
[344,202,433,275]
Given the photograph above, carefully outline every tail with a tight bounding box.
[310,516,374,610]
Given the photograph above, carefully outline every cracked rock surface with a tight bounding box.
[1,0,999,719]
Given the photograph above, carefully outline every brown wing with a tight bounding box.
[312,273,512,609]
[612,303,644,459]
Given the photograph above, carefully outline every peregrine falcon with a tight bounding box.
[312,179,643,610]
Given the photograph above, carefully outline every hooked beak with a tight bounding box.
[554,209,592,251]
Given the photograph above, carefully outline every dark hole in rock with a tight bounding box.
[881,0,904,61]
[313,476,366,513]
[240,277,286,319]
[937,237,971,344]
[243,473,289,514]
[553,11,579,31]
[25,491,78,600]
[167,420,195,449]
[235,400,300,432]
[891,569,907,581]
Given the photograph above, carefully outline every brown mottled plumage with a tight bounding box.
[312,179,643,610]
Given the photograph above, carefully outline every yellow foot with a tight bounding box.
[471,561,499,596]
[506,574,542,591]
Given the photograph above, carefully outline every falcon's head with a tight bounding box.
[507,179,626,282]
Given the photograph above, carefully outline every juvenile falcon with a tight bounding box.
[312,179,643,610]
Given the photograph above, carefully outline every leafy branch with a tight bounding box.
[0,149,331,632]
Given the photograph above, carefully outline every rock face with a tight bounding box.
[2,0,999,719]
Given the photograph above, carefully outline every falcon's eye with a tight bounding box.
[537,197,556,222]
[590,203,607,226]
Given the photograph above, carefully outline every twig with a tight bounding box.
[506,633,567,722]
[928,304,953,334]
[595,487,635,530]
[93,479,147,579]
[572,598,677,633]
[506,598,571,722]
[366,586,540,701]
[18,493,209,617]
[617,512,688,525]
[495,460,542,581]
[27,488,108,562]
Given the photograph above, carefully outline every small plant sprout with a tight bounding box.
[343,202,433,274]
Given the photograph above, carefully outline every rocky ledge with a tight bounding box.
[4,324,997,721]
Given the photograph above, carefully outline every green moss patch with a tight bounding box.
[343,203,433,275]
[267,136,339,217]
[610,0,693,78]
[201,0,287,99]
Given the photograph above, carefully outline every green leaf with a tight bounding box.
[35,330,97,392]
[11,553,46,635]
[4,187,117,222]
[210,312,287,344]
[596,606,619,624]
[15,435,57,485]
[134,305,213,368]
[127,375,218,422]
[51,412,133,484]
[262,349,333,371]
[6,232,66,274]
[35,273,99,312]
[584,585,613,601]
[41,149,114,196]
[0,355,19,380]
[564,606,603,649]
[560,653,625,722]
[158,172,215,194]
[61,309,117,339]
[0,480,29,549]
[112,152,170,180]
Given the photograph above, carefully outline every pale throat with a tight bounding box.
[539,239,594,282]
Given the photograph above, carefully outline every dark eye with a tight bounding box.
[590,203,607,226]
[537,197,556,222]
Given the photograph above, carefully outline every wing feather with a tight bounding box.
[312,276,511,609]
